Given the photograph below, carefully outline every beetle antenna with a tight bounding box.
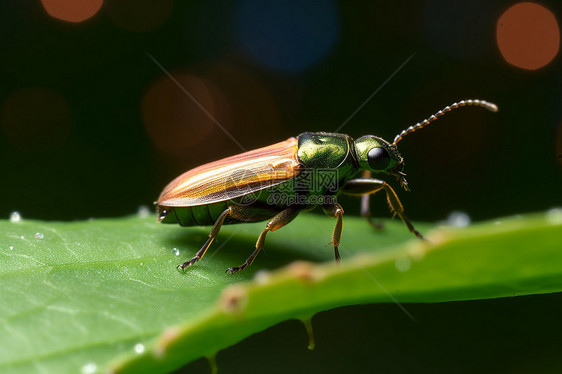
[393,99,498,145]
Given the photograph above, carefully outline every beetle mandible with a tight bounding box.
[157,99,498,273]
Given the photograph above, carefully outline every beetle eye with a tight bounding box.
[367,147,390,170]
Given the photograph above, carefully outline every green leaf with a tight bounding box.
[1,210,561,373]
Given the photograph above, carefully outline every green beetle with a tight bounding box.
[157,99,497,273]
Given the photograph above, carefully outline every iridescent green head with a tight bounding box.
[354,135,408,189]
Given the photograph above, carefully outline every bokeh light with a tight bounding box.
[0,87,71,153]
[235,0,340,72]
[202,63,282,143]
[496,2,560,70]
[40,0,102,23]
[142,74,230,160]
[104,0,173,32]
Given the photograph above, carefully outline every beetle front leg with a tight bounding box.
[361,195,383,230]
[177,207,232,271]
[226,207,302,274]
[360,171,384,230]
[322,202,344,263]
[343,178,424,239]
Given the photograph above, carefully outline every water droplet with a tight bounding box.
[137,205,151,218]
[10,211,21,223]
[445,211,471,227]
[546,207,562,225]
[34,232,44,239]
[172,248,180,256]
[9,246,14,250]
[81,362,97,374]
[134,343,145,354]
[395,257,411,272]
[254,270,271,284]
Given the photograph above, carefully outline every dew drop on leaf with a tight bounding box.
[546,207,562,225]
[80,362,97,374]
[445,211,471,227]
[10,211,21,222]
[137,205,150,218]
[134,343,145,354]
[395,257,412,272]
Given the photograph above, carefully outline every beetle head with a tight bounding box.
[354,135,409,190]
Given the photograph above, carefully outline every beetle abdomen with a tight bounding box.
[158,196,285,227]
[159,201,228,226]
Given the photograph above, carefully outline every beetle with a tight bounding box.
[157,99,497,273]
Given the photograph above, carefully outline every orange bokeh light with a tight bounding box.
[40,0,102,23]
[203,63,281,142]
[142,74,230,160]
[496,2,560,70]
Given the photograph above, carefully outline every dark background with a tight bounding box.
[1,0,560,223]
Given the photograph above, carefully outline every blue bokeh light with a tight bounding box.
[235,0,340,72]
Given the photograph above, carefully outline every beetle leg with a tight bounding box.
[361,195,383,230]
[322,202,344,263]
[360,171,384,230]
[177,207,232,271]
[342,178,424,239]
[226,207,301,274]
